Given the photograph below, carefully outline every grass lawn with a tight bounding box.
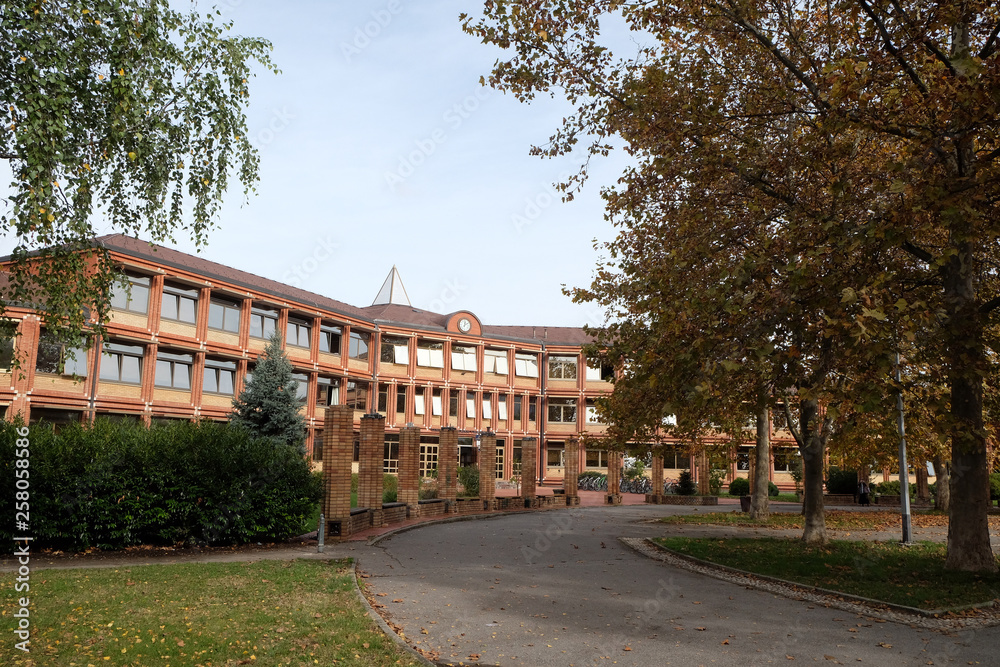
[659,509,1000,532]
[0,559,420,666]
[654,536,1000,610]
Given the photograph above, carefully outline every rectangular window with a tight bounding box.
[451,345,477,372]
[346,380,369,411]
[100,342,144,384]
[292,372,309,401]
[586,399,601,424]
[203,358,237,395]
[416,340,444,368]
[548,355,579,380]
[0,331,13,371]
[419,436,439,476]
[208,297,241,333]
[396,386,407,413]
[482,396,492,419]
[431,389,442,416]
[483,349,509,374]
[36,331,88,376]
[496,441,505,479]
[110,272,150,314]
[249,306,278,339]
[287,317,311,348]
[586,449,607,468]
[498,395,507,420]
[319,324,342,354]
[664,446,691,469]
[414,390,425,415]
[513,395,522,421]
[383,434,399,473]
[316,376,340,406]
[160,283,198,324]
[548,398,577,423]
[585,362,615,382]
[466,396,475,419]
[514,352,539,378]
[348,331,370,361]
[547,444,564,467]
[449,390,459,418]
[381,336,409,365]
[529,397,537,422]
[377,383,390,413]
[773,448,798,472]
[154,350,192,390]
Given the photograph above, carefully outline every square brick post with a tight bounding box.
[322,405,355,539]
[479,432,496,511]
[358,413,386,527]
[398,425,421,516]
[606,450,623,505]
[439,427,458,512]
[649,453,664,504]
[521,437,537,507]
[564,436,580,506]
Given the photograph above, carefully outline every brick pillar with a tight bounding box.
[322,405,355,539]
[358,414,386,527]
[606,450,623,504]
[479,432,496,510]
[697,448,712,496]
[398,425,421,515]
[521,437,537,506]
[439,427,458,512]
[650,453,664,503]
[564,437,580,505]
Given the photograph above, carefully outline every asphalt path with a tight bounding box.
[359,505,999,666]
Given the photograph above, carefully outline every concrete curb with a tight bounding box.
[620,537,1000,629]
[351,560,436,667]
[366,504,574,547]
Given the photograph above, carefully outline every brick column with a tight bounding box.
[564,436,580,505]
[649,453,664,503]
[439,426,458,512]
[358,413,386,527]
[606,450,623,505]
[479,432,496,510]
[322,405,355,539]
[398,425,421,515]
[521,437,537,507]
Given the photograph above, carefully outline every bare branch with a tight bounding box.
[978,24,1000,59]
[901,240,935,264]
[856,0,930,94]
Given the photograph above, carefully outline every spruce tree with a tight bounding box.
[230,331,306,454]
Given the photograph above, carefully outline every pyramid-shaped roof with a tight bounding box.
[372,265,412,306]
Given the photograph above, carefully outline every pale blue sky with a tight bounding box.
[6,1,637,328]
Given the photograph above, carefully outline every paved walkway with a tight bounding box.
[359,504,1000,666]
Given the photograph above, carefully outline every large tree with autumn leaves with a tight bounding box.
[464,1,1000,571]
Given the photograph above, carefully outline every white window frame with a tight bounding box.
[484,349,509,375]
[548,355,579,380]
[497,396,507,420]
[431,392,443,416]
[514,353,539,378]
[452,345,477,372]
[586,400,600,424]
[416,341,445,368]
[466,396,476,419]
[415,392,426,415]
[483,398,492,419]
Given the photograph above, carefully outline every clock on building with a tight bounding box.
[458,317,472,333]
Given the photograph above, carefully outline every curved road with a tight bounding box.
[359,505,997,666]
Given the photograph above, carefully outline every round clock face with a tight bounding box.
[458,318,472,333]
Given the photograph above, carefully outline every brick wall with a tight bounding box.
[358,413,385,511]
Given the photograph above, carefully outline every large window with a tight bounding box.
[548,356,578,380]
[249,306,278,339]
[396,385,407,413]
[586,450,608,468]
[348,331,370,361]
[414,389,426,415]
[161,283,198,324]
[514,352,539,378]
[346,380,369,410]
[383,433,399,473]
[585,399,601,424]
[154,351,192,390]
[100,342,144,384]
[548,397,577,423]
[36,331,88,376]
[495,441,505,479]
[513,395,522,421]
[419,436,439,476]
[208,297,241,333]
[319,324,342,354]
[774,448,799,472]
[292,372,309,401]
[451,345,477,372]
[483,349,508,374]
[449,390,459,418]
[431,389,442,416]
[416,340,444,368]
[316,376,340,406]
[287,317,311,349]
[529,397,537,422]
[498,395,507,420]
[663,446,691,469]
[547,443,565,467]
[466,395,476,419]
[110,273,150,314]
[482,395,492,419]
[377,383,390,413]
[203,358,237,395]
[381,336,409,365]
[585,362,615,382]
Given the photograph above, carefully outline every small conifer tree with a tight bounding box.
[230,331,306,454]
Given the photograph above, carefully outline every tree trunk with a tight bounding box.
[916,460,930,502]
[932,455,951,513]
[799,398,827,545]
[750,402,771,520]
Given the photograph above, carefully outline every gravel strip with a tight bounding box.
[621,537,1000,631]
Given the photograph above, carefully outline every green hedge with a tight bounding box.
[0,418,321,552]
[825,467,858,495]
[728,477,750,496]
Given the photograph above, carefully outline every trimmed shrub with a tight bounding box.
[677,470,697,495]
[382,473,398,503]
[0,418,321,552]
[768,481,780,497]
[825,467,858,495]
[457,465,480,497]
[728,477,750,496]
[874,480,918,496]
